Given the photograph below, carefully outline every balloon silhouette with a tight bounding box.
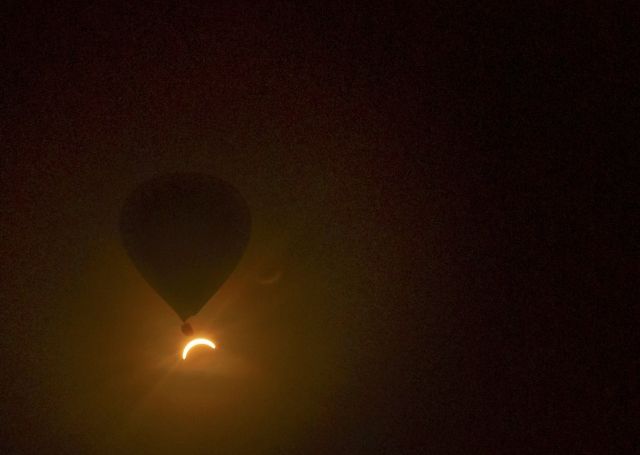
[120,173,251,330]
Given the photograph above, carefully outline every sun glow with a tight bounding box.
[182,338,217,360]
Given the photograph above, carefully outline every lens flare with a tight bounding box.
[182,338,217,360]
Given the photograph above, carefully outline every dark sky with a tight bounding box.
[0,2,634,453]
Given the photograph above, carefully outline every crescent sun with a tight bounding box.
[182,338,217,360]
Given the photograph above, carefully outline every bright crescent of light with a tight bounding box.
[182,338,217,360]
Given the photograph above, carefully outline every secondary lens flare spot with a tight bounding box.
[182,338,217,360]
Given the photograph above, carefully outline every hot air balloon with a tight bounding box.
[120,173,251,335]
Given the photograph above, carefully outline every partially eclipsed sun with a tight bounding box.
[182,338,217,360]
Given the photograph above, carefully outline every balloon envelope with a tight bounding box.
[120,173,251,321]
